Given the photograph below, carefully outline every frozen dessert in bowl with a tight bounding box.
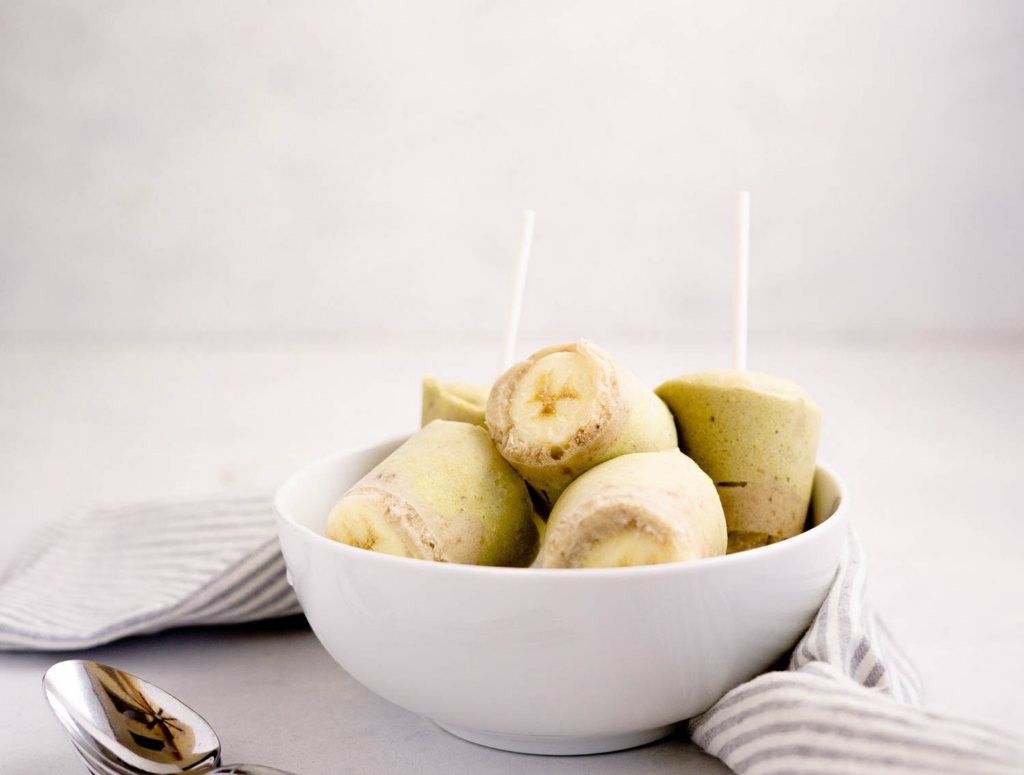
[274,341,847,755]
[275,439,846,755]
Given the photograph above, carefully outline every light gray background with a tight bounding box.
[2,0,1023,340]
[2,3,1024,773]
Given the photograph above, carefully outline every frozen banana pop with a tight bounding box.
[486,340,678,505]
[326,420,539,566]
[421,376,488,427]
[656,370,821,553]
[542,450,726,568]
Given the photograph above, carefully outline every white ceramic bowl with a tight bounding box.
[275,436,849,755]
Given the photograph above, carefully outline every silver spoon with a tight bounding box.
[43,660,295,775]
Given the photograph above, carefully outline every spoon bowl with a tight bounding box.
[43,660,220,774]
[43,660,294,775]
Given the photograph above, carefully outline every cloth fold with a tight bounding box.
[0,495,300,651]
[689,532,1023,773]
[1,498,1021,772]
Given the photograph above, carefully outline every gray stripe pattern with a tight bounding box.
[0,495,301,651]
[689,530,1024,773]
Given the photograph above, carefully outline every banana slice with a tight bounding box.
[326,491,421,559]
[542,450,727,569]
[577,531,678,568]
[507,351,600,449]
[421,376,489,427]
[326,420,540,566]
[486,340,677,504]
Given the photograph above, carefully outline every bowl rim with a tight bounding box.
[274,435,850,579]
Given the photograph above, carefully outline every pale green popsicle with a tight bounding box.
[542,449,727,568]
[655,370,822,553]
[421,377,489,427]
[325,420,539,566]
[486,341,678,506]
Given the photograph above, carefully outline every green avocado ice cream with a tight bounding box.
[325,420,539,566]
[655,370,821,553]
[421,377,489,427]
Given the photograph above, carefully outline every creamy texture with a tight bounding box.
[421,377,489,427]
[542,449,727,568]
[326,420,539,566]
[655,369,821,553]
[487,340,678,505]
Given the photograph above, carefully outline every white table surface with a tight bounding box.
[1,336,1022,772]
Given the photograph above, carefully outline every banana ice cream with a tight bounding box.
[542,449,726,568]
[326,420,539,566]
[421,377,488,427]
[655,370,821,553]
[486,340,678,505]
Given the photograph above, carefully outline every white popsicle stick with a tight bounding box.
[498,209,536,376]
[732,191,750,372]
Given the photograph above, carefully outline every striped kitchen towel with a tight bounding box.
[690,531,1024,773]
[0,494,301,651]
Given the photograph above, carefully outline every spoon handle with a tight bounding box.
[211,767,297,775]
